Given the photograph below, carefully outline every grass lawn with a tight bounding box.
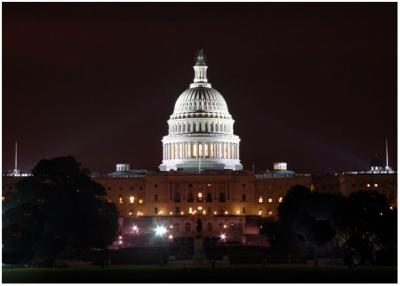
[2,264,397,283]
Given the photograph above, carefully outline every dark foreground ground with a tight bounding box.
[2,265,397,283]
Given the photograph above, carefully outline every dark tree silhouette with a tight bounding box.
[3,156,119,265]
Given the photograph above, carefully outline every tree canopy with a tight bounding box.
[272,185,396,265]
[3,156,119,264]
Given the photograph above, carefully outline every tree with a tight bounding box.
[3,156,119,264]
[276,185,343,263]
[335,190,396,265]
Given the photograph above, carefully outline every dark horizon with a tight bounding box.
[3,3,397,174]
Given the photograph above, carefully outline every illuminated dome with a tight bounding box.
[172,87,231,118]
[159,50,243,171]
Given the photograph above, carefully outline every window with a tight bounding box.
[119,187,123,191]
[258,196,263,203]
[108,187,112,191]
[197,192,203,202]
[154,184,158,188]
[242,194,246,201]
[206,192,213,202]
[129,196,135,204]
[242,184,246,187]
[188,193,194,202]
[154,207,158,214]
[219,192,226,202]
[207,223,213,232]
[189,184,192,188]
[154,194,158,202]
[268,198,273,203]
[175,207,180,214]
[242,207,246,214]
[174,192,181,202]
[278,197,283,203]
[119,196,123,204]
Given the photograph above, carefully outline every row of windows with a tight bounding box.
[169,121,232,134]
[118,196,143,204]
[258,196,283,203]
[152,207,246,216]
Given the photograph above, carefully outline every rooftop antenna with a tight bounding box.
[12,141,20,176]
[385,138,389,169]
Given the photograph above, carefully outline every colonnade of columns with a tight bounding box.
[163,141,239,160]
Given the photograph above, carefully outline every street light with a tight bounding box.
[154,225,167,237]
[219,233,227,241]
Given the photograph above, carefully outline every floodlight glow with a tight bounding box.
[219,233,227,241]
[132,225,139,233]
[155,225,167,236]
[168,234,173,240]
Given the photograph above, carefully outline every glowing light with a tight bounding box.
[258,210,263,216]
[139,199,143,204]
[2,196,5,201]
[219,233,227,241]
[268,211,273,216]
[158,210,163,215]
[132,225,139,233]
[279,197,283,203]
[169,225,173,229]
[169,211,173,215]
[236,210,240,215]
[189,207,193,214]
[224,211,228,215]
[154,225,167,236]
[128,211,133,216]
[202,210,206,215]
[268,198,273,203]
[258,196,263,203]
[129,196,135,203]
[207,184,211,187]
[367,184,371,188]
[379,212,383,216]
[374,183,378,187]
[197,192,203,198]
[168,234,174,240]
[137,211,143,216]
[181,211,185,215]
[390,206,394,210]
[223,224,227,229]
[213,211,217,215]
[198,206,203,210]
[119,197,123,204]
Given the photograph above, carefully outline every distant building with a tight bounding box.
[2,51,397,247]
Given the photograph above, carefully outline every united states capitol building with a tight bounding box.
[3,50,397,247]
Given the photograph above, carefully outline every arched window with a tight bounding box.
[207,222,213,232]
[185,223,191,232]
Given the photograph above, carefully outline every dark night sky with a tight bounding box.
[3,3,397,174]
